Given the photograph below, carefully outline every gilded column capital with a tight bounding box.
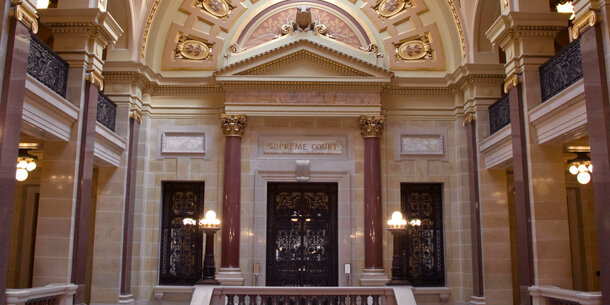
[462,112,476,127]
[503,73,522,93]
[359,115,385,138]
[220,114,247,137]
[11,1,39,34]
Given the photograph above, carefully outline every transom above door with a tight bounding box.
[266,182,338,287]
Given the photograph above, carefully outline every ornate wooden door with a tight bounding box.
[159,182,204,285]
[401,183,445,286]
[266,182,338,286]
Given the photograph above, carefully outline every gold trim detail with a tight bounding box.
[220,114,247,136]
[195,0,235,19]
[129,109,143,123]
[359,115,385,138]
[503,73,521,93]
[445,0,466,59]
[374,0,413,18]
[86,71,104,90]
[462,112,476,127]
[571,10,598,40]
[175,34,213,61]
[502,0,509,9]
[395,35,431,61]
[14,5,38,34]
[140,0,161,58]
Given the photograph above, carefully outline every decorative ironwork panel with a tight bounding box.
[26,34,68,98]
[160,182,204,285]
[401,183,445,286]
[97,92,117,132]
[267,182,338,287]
[539,38,583,102]
[25,296,59,305]
[489,94,510,135]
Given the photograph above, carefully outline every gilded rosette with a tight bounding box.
[359,115,385,138]
[220,114,247,136]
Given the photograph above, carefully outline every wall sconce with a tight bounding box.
[183,210,221,285]
[568,152,592,185]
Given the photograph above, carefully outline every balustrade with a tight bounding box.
[97,92,117,132]
[539,38,583,103]
[211,287,397,305]
[26,34,69,98]
[488,94,510,135]
[5,284,77,305]
[529,285,601,305]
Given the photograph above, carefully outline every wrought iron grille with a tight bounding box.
[266,182,338,287]
[97,92,117,132]
[159,182,204,285]
[539,38,583,102]
[401,183,445,286]
[25,296,59,305]
[489,94,510,135]
[27,34,69,97]
[547,298,580,305]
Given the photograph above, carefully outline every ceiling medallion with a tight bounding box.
[395,35,431,61]
[374,0,413,18]
[175,34,213,61]
[195,0,234,19]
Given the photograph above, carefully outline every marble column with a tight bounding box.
[464,113,484,301]
[119,112,141,303]
[71,80,99,305]
[359,116,388,286]
[217,114,246,286]
[507,80,534,305]
[580,24,610,305]
[0,3,36,305]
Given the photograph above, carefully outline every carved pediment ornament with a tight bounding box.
[395,35,431,61]
[175,34,213,61]
[361,44,383,57]
[360,116,385,138]
[374,0,413,18]
[220,114,247,137]
[277,7,333,40]
[195,0,234,19]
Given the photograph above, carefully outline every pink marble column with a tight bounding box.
[359,116,386,284]
[218,114,246,285]
[0,7,35,305]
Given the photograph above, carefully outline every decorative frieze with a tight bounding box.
[220,114,247,137]
[359,115,385,138]
[161,133,206,154]
[400,134,444,155]
[259,136,347,158]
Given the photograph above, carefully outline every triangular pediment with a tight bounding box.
[215,36,393,82]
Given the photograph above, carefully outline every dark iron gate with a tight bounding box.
[266,182,338,287]
[159,182,204,285]
[401,183,445,286]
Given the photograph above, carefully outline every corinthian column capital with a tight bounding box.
[359,115,385,138]
[220,114,247,137]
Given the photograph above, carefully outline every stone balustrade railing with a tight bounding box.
[539,38,583,103]
[5,284,78,305]
[529,285,601,305]
[208,287,404,305]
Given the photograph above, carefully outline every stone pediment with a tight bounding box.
[215,37,393,83]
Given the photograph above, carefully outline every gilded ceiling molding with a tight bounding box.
[444,0,466,59]
[374,0,413,18]
[195,0,235,19]
[175,33,214,61]
[394,34,431,61]
[140,0,160,58]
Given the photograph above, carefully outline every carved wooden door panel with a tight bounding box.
[401,183,445,286]
[159,182,204,285]
[266,182,338,287]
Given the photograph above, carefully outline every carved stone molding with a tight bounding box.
[359,115,385,138]
[220,114,247,137]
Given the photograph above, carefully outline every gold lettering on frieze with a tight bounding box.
[262,139,344,155]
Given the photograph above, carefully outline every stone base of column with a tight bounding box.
[216,267,245,286]
[359,268,388,286]
[118,294,135,305]
[468,296,485,305]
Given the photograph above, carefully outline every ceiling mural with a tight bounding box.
[153,0,462,72]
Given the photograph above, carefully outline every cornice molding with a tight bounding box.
[40,8,123,46]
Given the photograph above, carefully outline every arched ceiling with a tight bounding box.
[111,0,471,78]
